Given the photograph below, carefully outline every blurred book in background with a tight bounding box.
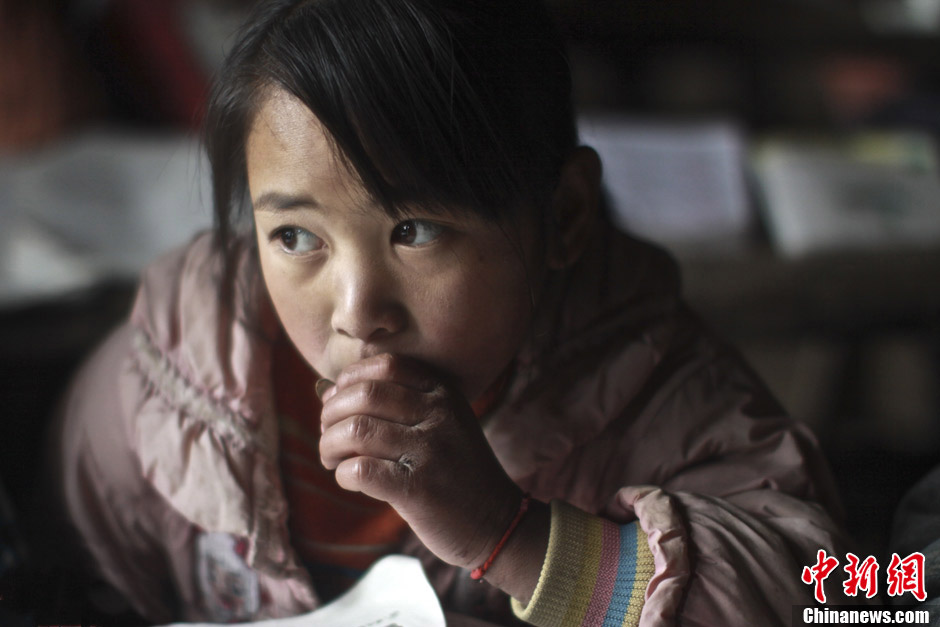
[753,132,940,257]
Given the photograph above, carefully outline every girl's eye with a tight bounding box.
[272,227,324,254]
[391,220,444,246]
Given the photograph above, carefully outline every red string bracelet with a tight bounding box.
[470,493,531,581]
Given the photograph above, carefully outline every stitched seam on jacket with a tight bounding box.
[131,328,275,457]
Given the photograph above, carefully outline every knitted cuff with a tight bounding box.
[511,500,655,627]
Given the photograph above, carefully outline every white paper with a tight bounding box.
[160,555,446,627]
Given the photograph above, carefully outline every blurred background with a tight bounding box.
[0,0,938,622]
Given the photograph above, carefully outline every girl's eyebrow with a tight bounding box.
[253,191,321,213]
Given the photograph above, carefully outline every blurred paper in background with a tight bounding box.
[580,116,754,252]
[0,131,212,307]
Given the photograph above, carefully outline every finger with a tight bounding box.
[319,414,413,470]
[315,378,334,400]
[320,378,429,432]
[330,353,441,399]
[333,456,416,503]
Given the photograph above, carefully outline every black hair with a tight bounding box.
[204,0,577,254]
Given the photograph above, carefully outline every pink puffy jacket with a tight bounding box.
[54,226,856,624]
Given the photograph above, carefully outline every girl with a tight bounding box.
[53,0,856,624]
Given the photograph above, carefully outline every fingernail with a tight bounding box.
[315,378,335,400]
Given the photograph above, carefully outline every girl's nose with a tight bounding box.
[329,256,407,342]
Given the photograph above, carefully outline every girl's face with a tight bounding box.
[247,89,544,401]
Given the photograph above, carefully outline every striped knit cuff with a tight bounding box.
[511,500,655,627]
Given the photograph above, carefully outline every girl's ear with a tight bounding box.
[546,146,602,269]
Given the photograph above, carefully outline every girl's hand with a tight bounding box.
[317,353,523,571]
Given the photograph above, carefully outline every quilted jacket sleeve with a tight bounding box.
[508,336,859,626]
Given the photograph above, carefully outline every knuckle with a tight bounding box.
[397,454,416,474]
[348,414,374,442]
[353,458,372,484]
[350,379,378,406]
[427,381,449,402]
[397,459,418,496]
[425,395,451,423]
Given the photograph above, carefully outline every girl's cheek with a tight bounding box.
[278,300,334,374]
[260,258,332,366]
